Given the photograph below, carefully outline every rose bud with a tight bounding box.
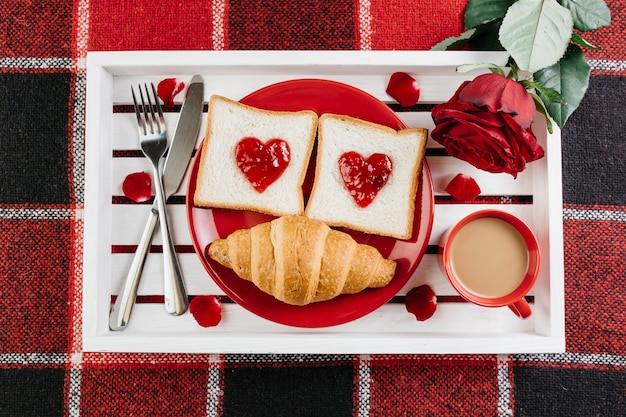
[157,78,185,108]
[189,295,222,327]
[445,174,481,201]
[405,285,437,321]
[122,171,152,202]
[458,73,536,128]
[431,73,544,178]
[386,72,420,107]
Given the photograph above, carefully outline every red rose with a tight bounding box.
[431,73,544,178]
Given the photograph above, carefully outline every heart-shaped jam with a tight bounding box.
[235,137,290,193]
[338,151,392,208]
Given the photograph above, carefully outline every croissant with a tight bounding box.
[207,215,397,305]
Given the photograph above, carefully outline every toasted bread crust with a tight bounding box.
[193,95,317,216]
[304,113,427,240]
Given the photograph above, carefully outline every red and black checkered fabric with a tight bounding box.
[1,1,624,416]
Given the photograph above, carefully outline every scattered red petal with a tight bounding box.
[157,78,185,108]
[405,285,437,321]
[190,295,222,327]
[445,174,481,201]
[122,171,152,202]
[386,72,420,107]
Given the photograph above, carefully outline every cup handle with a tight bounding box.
[508,298,532,319]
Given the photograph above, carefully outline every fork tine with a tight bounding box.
[149,82,166,133]
[131,82,166,136]
[142,83,154,134]
[139,83,156,135]
[131,86,146,136]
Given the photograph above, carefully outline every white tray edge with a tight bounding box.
[83,50,566,354]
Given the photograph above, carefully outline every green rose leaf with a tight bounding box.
[457,63,507,76]
[521,80,566,104]
[529,92,555,134]
[432,19,506,51]
[571,33,601,51]
[431,27,478,51]
[464,0,515,29]
[466,19,505,51]
[499,0,573,73]
[559,0,611,32]
[534,44,590,129]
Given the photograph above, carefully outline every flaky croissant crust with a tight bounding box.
[208,215,397,305]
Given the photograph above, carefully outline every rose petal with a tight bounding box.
[445,174,481,200]
[433,106,506,128]
[458,74,536,128]
[386,72,420,107]
[189,295,222,327]
[122,171,152,202]
[432,103,484,124]
[433,120,520,176]
[501,81,536,128]
[458,73,510,111]
[405,285,437,321]
[157,78,185,108]
[501,113,545,162]
[435,116,511,159]
[430,99,479,122]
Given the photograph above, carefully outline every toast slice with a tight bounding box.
[304,114,427,239]
[194,95,317,216]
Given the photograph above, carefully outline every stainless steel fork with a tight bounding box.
[130,83,188,316]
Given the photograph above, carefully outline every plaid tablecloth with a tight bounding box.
[1,1,624,416]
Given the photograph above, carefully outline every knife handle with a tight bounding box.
[109,205,159,330]
[109,195,189,330]
[154,184,189,316]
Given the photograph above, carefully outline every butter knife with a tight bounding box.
[109,75,205,330]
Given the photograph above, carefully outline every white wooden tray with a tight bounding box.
[83,51,565,353]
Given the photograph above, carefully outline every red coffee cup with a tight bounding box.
[438,210,540,319]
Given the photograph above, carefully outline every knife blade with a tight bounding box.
[109,75,205,330]
[163,75,204,197]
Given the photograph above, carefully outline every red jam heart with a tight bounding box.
[338,151,392,208]
[235,137,290,193]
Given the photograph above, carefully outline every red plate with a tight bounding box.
[186,79,434,327]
